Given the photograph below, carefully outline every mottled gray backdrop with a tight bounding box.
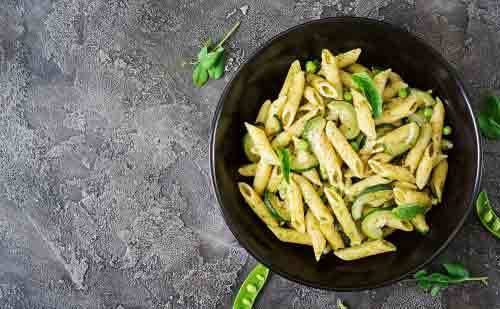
[0,0,499,308]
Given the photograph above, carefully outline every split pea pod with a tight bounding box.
[476,191,500,238]
[233,263,270,309]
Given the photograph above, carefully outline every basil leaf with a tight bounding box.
[208,51,225,80]
[278,148,291,183]
[351,72,383,118]
[478,112,500,139]
[430,285,441,296]
[414,270,428,279]
[485,95,500,121]
[418,279,432,289]
[200,47,224,70]
[428,273,451,284]
[443,263,469,279]
[392,203,427,220]
[192,64,209,87]
[197,47,208,61]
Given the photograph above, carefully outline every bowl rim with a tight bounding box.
[209,16,482,291]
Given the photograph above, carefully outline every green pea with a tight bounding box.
[476,191,500,238]
[442,125,452,135]
[441,139,453,151]
[343,91,353,102]
[305,60,320,74]
[423,107,433,119]
[350,140,359,151]
[233,264,269,309]
[398,87,410,98]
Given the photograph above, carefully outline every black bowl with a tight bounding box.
[209,17,482,290]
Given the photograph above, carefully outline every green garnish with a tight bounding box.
[392,203,427,220]
[351,72,383,118]
[264,191,290,225]
[478,95,500,139]
[233,263,269,309]
[343,91,353,102]
[441,139,454,151]
[350,140,359,151]
[305,59,320,73]
[423,107,433,119]
[442,125,452,136]
[278,148,291,183]
[414,263,488,296]
[398,87,410,98]
[476,191,500,238]
[192,21,240,87]
[337,299,348,309]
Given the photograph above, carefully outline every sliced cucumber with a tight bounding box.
[302,116,325,142]
[292,137,309,151]
[290,149,319,172]
[264,191,290,225]
[361,210,413,239]
[351,184,393,220]
[243,133,260,162]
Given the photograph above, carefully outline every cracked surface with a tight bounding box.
[0,0,499,308]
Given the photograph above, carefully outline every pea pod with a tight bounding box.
[351,72,383,118]
[233,263,269,309]
[476,191,500,238]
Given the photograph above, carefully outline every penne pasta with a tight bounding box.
[269,226,313,245]
[238,163,258,176]
[292,174,333,224]
[324,187,363,246]
[319,221,345,251]
[339,70,358,89]
[282,71,306,130]
[245,123,280,165]
[375,95,418,125]
[304,86,324,106]
[393,186,432,206]
[431,159,448,202]
[306,210,327,261]
[265,96,287,135]
[352,89,377,139]
[287,179,306,233]
[253,160,272,195]
[279,60,301,98]
[415,143,436,190]
[266,166,283,193]
[326,101,360,139]
[373,69,391,98]
[336,48,362,68]
[271,109,319,149]
[334,239,396,261]
[368,159,416,183]
[430,97,445,155]
[411,214,429,234]
[321,49,343,99]
[256,99,271,124]
[346,63,370,74]
[404,123,432,173]
[382,71,408,100]
[306,73,338,98]
[238,182,279,227]
[301,168,323,187]
[325,121,365,178]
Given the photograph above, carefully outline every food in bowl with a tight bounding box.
[237,48,451,262]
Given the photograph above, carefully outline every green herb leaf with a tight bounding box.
[392,203,427,220]
[485,95,500,121]
[478,112,500,139]
[192,64,209,87]
[418,280,432,289]
[208,51,225,80]
[443,263,469,279]
[351,72,383,118]
[430,285,441,296]
[200,47,224,70]
[414,270,428,279]
[197,47,208,61]
[278,148,291,183]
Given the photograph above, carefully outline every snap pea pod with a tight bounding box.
[233,263,269,309]
[476,191,500,238]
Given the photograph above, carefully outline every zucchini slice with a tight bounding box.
[361,210,413,239]
[351,184,393,220]
[290,149,319,172]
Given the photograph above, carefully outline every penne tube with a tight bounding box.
[339,70,358,90]
[373,69,391,98]
[368,159,416,183]
[325,121,365,178]
[411,214,429,234]
[287,179,306,233]
[319,221,345,251]
[382,71,408,100]
[238,182,279,227]
[267,166,283,193]
[334,239,396,261]
[245,123,280,165]
[238,163,258,177]
[282,71,306,130]
[306,210,327,261]
[393,187,432,207]
[306,73,338,99]
[346,63,370,74]
[431,159,448,202]
[256,100,271,124]
[375,95,418,125]
[321,49,343,99]
[336,48,362,68]
[253,160,272,195]
[268,226,313,245]
[292,173,333,224]
[352,89,377,139]
[392,180,418,190]
[324,187,363,246]
[430,97,445,155]
[326,101,360,139]
[302,168,323,187]
[415,143,436,189]
[279,60,301,98]
[304,86,324,106]
[370,152,394,163]
[265,96,287,135]
[404,123,432,173]
[271,109,319,149]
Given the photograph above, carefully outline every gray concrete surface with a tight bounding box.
[0,0,499,308]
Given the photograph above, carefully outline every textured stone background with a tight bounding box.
[1,0,499,308]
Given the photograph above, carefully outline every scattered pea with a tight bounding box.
[398,87,410,98]
[443,125,452,135]
[350,141,359,151]
[343,91,353,102]
[233,264,270,309]
[305,60,320,74]
[423,107,433,119]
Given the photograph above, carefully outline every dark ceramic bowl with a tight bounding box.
[209,17,482,290]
